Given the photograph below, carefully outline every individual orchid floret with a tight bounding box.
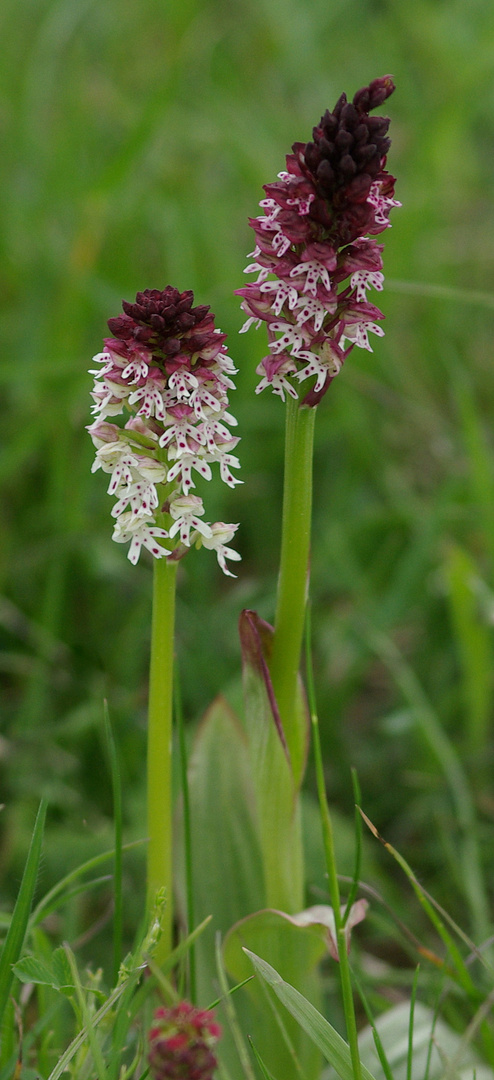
[88,288,241,570]
[112,512,171,566]
[200,522,242,577]
[148,1001,221,1080]
[237,76,400,406]
[167,492,213,546]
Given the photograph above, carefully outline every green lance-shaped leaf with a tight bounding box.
[174,698,264,999]
[239,609,309,912]
[0,800,47,1032]
[224,903,368,1080]
[244,948,378,1080]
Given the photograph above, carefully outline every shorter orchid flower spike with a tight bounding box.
[237,76,400,406]
[88,287,241,571]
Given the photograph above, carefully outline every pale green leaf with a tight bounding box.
[225,913,327,1080]
[0,800,46,1026]
[359,1000,490,1080]
[244,948,377,1080]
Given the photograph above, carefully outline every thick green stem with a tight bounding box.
[269,398,316,756]
[258,398,315,913]
[258,740,305,912]
[147,556,177,962]
[306,607,362,1079]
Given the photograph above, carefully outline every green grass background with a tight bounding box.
[1,0,494,960]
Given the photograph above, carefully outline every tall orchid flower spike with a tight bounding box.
[88,287,241,574]
[237,76,400,406]
[234,79,398,923]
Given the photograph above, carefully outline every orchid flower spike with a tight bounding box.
[88,287,241,571]
[237,76,400,406]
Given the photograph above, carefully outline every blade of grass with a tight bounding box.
[445,544,492,761]
[364,625,490,945]
[37,875,113,911]
[305,603,363,1080]
[359,808,477,996]
[452,358,494,570]
[442,985,494,1080]
[248,1037,279,1080]
[64,944,108,1080]
[215,933,257,1080]
[352,973,394,1080]
[244,950,378,1080]
[207,975,256,1011]
[0,999,63,1080]
[0,799,47,1029]
[423,996,441,1080]
[343,768,363,925]
[46,980,130,1080]
[252,968,305,1080]
[103,701,123,987]
[30,839,145,927]
[407,966,420,1080]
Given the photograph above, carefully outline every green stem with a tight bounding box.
[147,556,178,963]
[103,703,123,987]
[312,717,362,1080]
[259,743,305,912]
[175,669,196,1002]
[258,398,315,913]
[269,397,316,756]
[306,613,362,1080]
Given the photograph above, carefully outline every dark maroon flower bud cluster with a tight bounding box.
[302,75,395,244]
[106,288,226,369]
[237,77,399,407]
[148,1002,222,1080]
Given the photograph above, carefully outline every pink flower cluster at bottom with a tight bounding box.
[148,1002,222,1080]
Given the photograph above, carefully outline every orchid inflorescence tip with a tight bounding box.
[237,76,400,406]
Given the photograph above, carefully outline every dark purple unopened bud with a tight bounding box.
[110,288,220,371]
[148,1002,222,1080]
[302,77,396,241]
[353,75,395,113]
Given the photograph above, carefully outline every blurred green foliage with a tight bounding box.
[1,0,494,960]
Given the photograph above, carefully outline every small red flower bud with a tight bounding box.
[148,1002,222,1080]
